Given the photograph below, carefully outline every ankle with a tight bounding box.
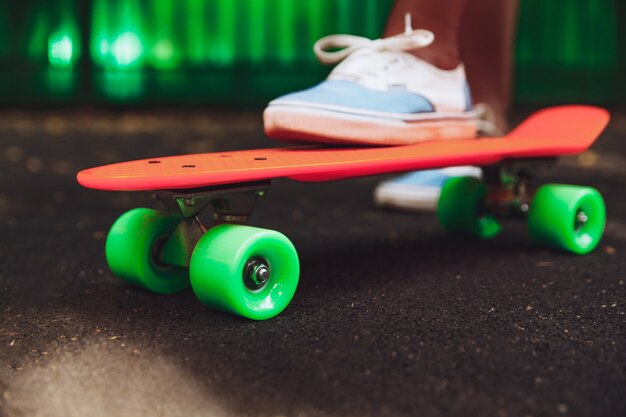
[384,21,461,70]
[410,47,461,70]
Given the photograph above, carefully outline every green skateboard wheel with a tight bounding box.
[436,176,501,239]
[105,208,190,294]
[189,224,299,320]
[528,184,605,254]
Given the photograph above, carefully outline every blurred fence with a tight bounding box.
[0,0,623,106]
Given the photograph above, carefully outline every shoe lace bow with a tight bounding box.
[313,13,434,65]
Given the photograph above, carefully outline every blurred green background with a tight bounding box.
[0,0,623,106]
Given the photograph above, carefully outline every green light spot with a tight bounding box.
[151,38,181,70]
[111,32,143,67]
[152,39,174,61]
[48,33,74,68]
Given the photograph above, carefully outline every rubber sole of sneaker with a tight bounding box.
[374,183,441,211]
[373,167,482,212]
[264,105,477,146]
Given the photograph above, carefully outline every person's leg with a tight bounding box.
[459,0,518,131]
[375,0,519,212]
[385,0,517,130]
[266,0,518,143]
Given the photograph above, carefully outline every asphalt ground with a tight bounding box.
[0,109,624,417]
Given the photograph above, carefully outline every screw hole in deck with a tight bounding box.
[148,160,161,164]
[182,164,196,168]
[254,157,267,161]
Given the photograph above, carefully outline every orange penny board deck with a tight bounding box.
[77,106,609,191]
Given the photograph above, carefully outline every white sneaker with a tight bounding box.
[264,15,477,145]
[374,166,483,212]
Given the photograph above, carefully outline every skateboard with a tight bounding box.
[78,105,609,320]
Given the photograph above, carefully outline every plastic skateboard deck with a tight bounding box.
[77,106,609,191]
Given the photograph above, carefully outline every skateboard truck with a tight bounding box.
[482,158,556,218]
[150,181,271,268]
[151,180,271,222]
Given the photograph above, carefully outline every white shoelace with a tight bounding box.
[313,13,434,65]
